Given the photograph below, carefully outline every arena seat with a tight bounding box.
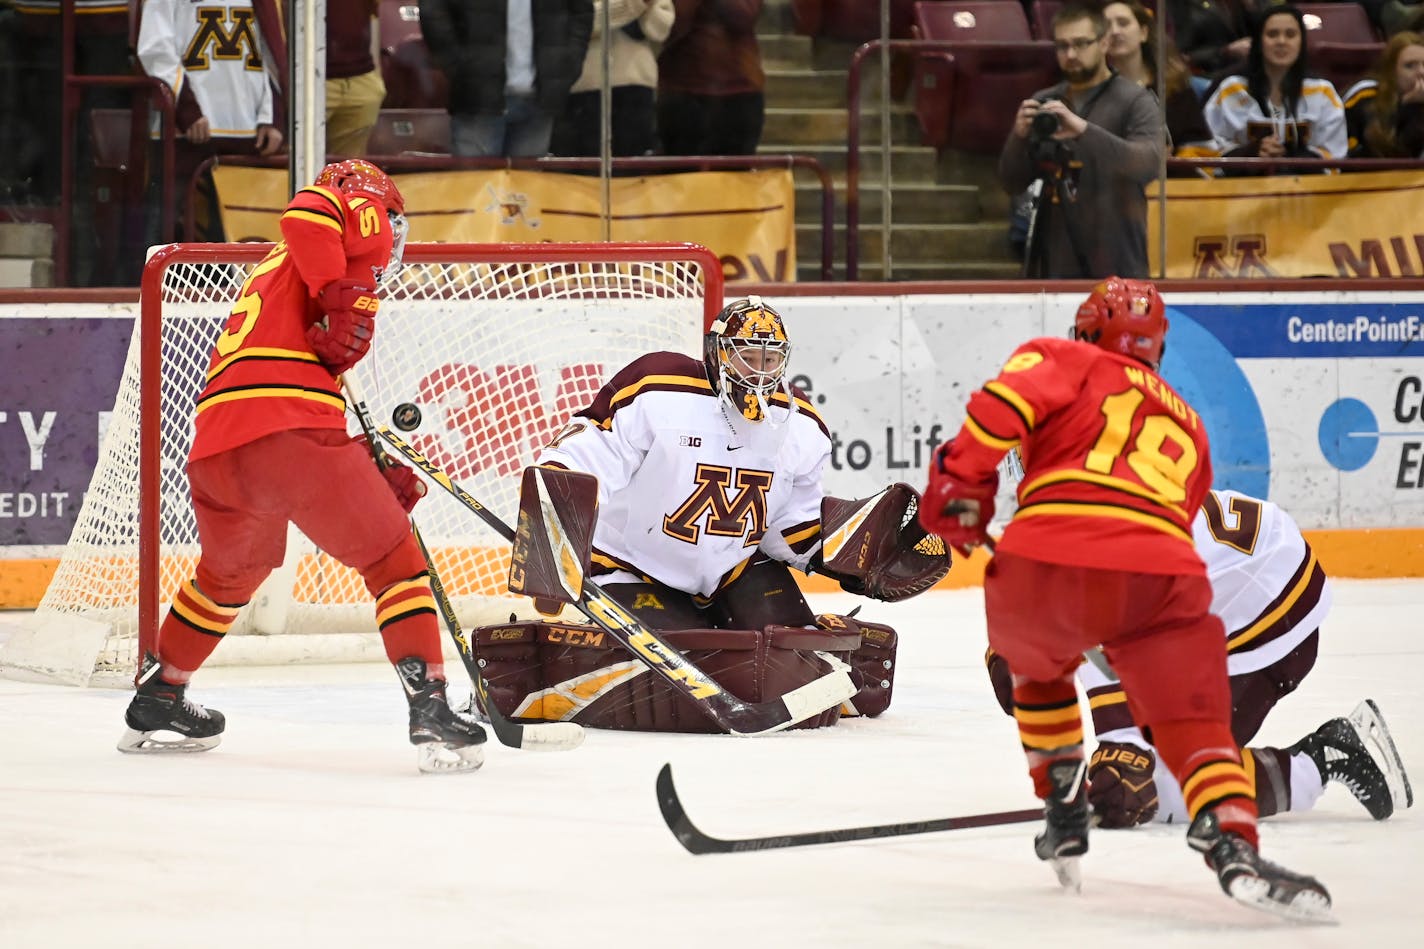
[1028,0,1062,41]
[379,0,423,53]
[911,1,1058,152]
[365,109,451,156]
[1296,2,1384,95]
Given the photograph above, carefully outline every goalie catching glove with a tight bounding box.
[1088,741,1159,828]
[308,278,379,374]
[815,483,952,601]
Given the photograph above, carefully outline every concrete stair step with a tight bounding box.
[763,143,939,181]
[796,221,1016,264]
[763,106,919,148]
[794,182,982,224]
[765,68,891,108]
[758,33,815,69]
[0,221,55,259]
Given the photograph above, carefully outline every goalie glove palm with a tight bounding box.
[308,279,378,374]
[919,442,997,555]
[1088,741,1159,828]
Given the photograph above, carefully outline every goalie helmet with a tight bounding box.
[703,296,791,422]
[1073,278,1168,370]
[313,159,408,274]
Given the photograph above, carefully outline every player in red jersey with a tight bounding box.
[919,278,1331,920]
[118,159,485,773]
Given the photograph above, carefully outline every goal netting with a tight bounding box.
[2,242,722,686]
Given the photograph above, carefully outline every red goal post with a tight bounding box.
[5,242,722,686]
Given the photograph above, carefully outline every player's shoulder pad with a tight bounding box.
[579,351,713,428]
[769,382,830,439]
[283,185,348,233]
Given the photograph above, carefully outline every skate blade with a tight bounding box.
[116,727,221,754]
[416,741,485,774]
[1227,876,1335,924]
[1049,856,1082,893]
[1350,699,1414,813]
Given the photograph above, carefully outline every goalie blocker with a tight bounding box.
[473,612,899,732]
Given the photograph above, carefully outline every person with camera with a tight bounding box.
[999,3,1164,279]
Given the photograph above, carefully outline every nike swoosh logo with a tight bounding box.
[726,446,741,451]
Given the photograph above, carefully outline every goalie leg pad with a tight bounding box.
[817,613,899,717]
[508,465,599,606]
[471,621,860,732]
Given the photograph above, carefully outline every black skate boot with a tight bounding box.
[117,657,225,753]
[396,657,487,774]
[1034,758,1090,892]
[1186,806,1332,922]
[1287,698,1413,821]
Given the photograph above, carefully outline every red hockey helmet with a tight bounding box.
[1073,278,1168,369]
[314,159,406,215]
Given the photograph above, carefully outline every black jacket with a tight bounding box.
[419,0,594,116]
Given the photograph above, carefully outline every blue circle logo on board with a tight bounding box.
[1317,398,1379,471]
[1158,309,1271,498]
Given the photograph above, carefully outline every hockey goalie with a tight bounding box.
[474,296,953,732]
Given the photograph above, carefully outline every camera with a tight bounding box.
[1030,110,1060,141]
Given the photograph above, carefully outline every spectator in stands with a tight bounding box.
[327,0,388,157]
[1104,0,1216,157]
[1202,4,1347,166]
[1344,31,1424,156]
[658,0,765,156]
[1165,0,1256,78]
[999,4,1163,279]
[553,0,676,157]
[420,0,593,158]
[137,0,284,241]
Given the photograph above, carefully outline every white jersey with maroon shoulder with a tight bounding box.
[536,352,832,599]
[137,0,275,137]
[1192,488,1331,676]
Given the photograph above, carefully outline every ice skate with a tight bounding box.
[397,657,487,774]
[117,659,225,753]
[1288,698,1413,820]
[1186,807,1333,922]
[1034,759,1089,892]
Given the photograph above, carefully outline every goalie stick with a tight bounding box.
[656,763,1041,853]
[342,375,585,752]
[377,427,858,737]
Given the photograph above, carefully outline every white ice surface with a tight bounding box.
[2,582,1421,948]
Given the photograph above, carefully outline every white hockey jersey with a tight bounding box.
[1082,487,1331,730]
[137,0,276,138]
[1202,75,1347,159]
[536,352,832,599]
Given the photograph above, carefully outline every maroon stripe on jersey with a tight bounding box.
[781,519,820,554]
[1226,545,1326,656]
[576,352,711,427]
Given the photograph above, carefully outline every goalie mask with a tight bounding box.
[704,296,791,423]
[1072,277,1168,370]
[314,159,409,276]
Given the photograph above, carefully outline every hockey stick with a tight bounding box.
[376,427,858,737]
[656,763,1041,854]
[342,375,584,752]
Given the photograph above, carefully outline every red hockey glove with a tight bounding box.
[1088,741,1159,828]
[355,435,427,513]
[919,441,997,556]
[307,279,379,375]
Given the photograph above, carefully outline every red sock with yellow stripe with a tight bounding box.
[375,573,444,674]
[1013,677,1085,799]
[1153,720,1260,847]
[156,579,243,683]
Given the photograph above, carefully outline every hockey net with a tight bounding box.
[4,242,722,686]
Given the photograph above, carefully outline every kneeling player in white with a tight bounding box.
[518,297,950,718]
[988,489,1413,825]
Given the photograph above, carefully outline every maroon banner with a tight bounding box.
[0,317,132,545]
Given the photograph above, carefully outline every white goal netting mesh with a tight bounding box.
[5,243,718,685]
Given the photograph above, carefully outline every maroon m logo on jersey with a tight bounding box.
[662,464,773,547]
[184,9,264,72]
